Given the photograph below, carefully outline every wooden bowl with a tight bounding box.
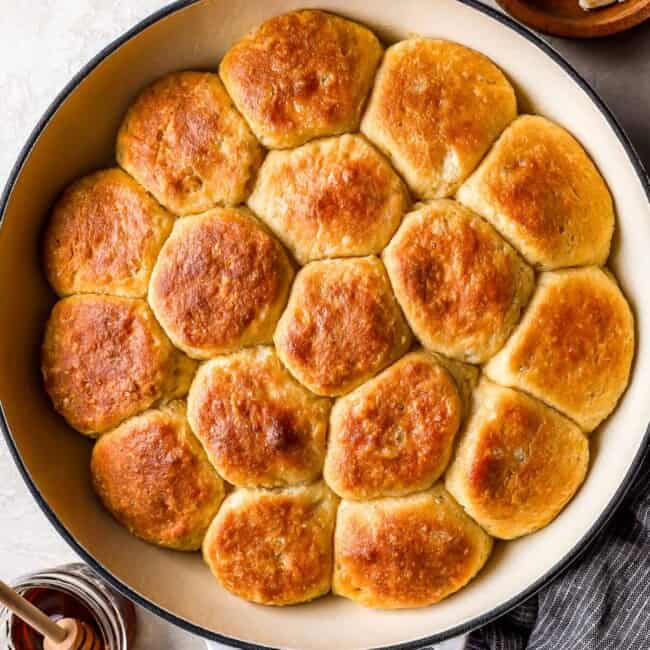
[497,0,650,37]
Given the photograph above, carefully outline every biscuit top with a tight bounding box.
[187,347,330,487]
[447,381,588,539]
[274,256,412,396]
[203,482,338,605]
[361,38,517,198]
[333,485,492,608]
[148,207,293,359]
[116,71,263,215]
[383,200,533,363]
[325,351,463,499]
[91,401,225,550]
[43,168,174,298]
[41,295,176,435]
[457,115,614,269]
[248,134,410,263]
[220,10,382,148]
[485,267,635,431]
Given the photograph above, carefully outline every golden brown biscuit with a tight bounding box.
[202,482,338,605]
[445,380,589,540]
[383,200,534,363]
[116,71,263,215]
[91,401,225,550]
[274,256,412,396]
[456,115,614,270]
[187,347,330,487]
[361,38,517,199]
[324,350,472,500]
[220,10,382,148]
[43,168,174,298]
[484,267,635,431]
[41,295,196,436]
[148,207,294,359]
[248,134,410,264]
[333,485,493,609]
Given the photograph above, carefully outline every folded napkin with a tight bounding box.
[465,439,650,650]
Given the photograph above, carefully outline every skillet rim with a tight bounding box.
[1,1,649,647]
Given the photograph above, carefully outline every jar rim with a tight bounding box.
[1,563,131,650]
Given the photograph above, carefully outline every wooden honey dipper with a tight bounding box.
[0,579,102,649]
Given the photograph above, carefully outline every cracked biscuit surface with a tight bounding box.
[91,401,225,550]
[220,10,382,149]
[43,168,174,298]
[457,115,614,270]
[361,37,517,198]
[446,380,589,539]
[333,485,493,609]
[274,256,412,396]
[116,71,263,215]
[203,482,338,605]
[187,346,330,487]
[148,207,294,359]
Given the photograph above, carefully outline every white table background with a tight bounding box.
[1,2,648,649]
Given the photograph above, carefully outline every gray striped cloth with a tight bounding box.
[462,442,650,650]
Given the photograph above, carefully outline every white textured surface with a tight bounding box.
[1,1,648,649]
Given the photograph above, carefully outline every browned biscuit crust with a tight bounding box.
[148,207,294,359]
[446,381,589,539]
[333,485,493,608]
[484,267,635,431]
[43,168,174,298]
[324,350,463,499]
[361,38,517,198]
[248,134,410,264]
[187,347,330,487]
[202,482,338,605]
[91,401,225,550]
[117,71,263,215]
[220,10,382,148]
[457,115,614,269]
[383,200,534,363]
[41,294,195,436]
[274,256,412,396]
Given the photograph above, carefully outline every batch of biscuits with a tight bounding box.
[40,10,634,609]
